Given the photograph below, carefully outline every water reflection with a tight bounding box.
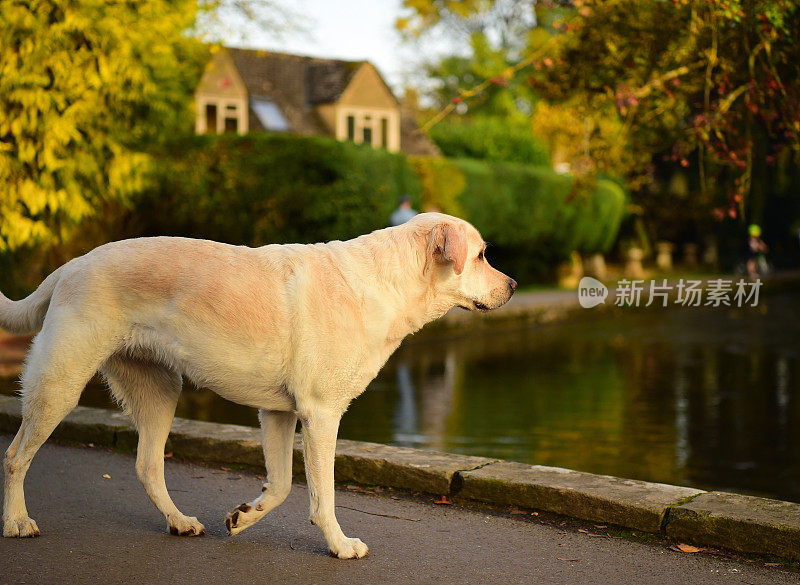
[392,352,458,449]
[1,292,798,502]
[343,293,800,503]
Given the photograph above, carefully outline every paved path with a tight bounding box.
[0,436,795,585]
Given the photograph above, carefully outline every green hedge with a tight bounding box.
[0,133,626,293]
[411,155,627,280]
[141,135,624,268]
[427,118,550,166]
[138,133,421,245]
[459,160,627,254]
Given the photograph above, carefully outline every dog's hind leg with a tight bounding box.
[3,315,116,538]
[101,356,204,536]
[225,409,296,535]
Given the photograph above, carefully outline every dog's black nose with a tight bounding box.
[508,278,518,292]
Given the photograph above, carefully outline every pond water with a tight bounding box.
[2,291,799,502]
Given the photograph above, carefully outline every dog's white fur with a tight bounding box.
[0,212,515,558]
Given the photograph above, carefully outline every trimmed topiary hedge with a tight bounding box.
[410,155,627,280]
[427,118,551,166]
[0,132,626,293]
[140,135,625,275]
[138,133,421,245]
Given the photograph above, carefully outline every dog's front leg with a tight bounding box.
[300,409,368,559]
[226,409,297,535]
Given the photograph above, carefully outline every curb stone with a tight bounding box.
[666,491,800,561]
[456,461,703,533]
[1,395,798,560]
[331,439,495,494]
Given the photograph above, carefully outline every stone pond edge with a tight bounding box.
[0,395,797,561]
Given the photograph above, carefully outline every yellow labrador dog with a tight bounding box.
[1,212,515,558]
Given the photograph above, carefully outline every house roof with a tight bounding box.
[215,47,440,155]
[226,48,363,135]
[400,107,441,157]
[227,48,364,104]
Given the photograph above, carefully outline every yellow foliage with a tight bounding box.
[531,100,650,188]
[408,156,466,217]
[0,0,204,251]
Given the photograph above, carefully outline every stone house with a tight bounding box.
[194,47,438,156]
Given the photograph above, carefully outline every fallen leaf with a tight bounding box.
[220,466,231,471]
[557,558,580,562]
[510,509,528,515]
[594,525,607,529]
[531,512,539,516]
[164,452,173,459]
[373,486,384,493]
[578,528,588,533]
[670,543,703,554]
[102,474,111,479]
[434,496,452,505]
[764,563,783,567]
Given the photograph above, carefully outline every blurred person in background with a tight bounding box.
[390,195,418,226]
[747,224,769,280]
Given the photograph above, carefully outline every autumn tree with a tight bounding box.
[399,1,636,176]
[403,0,800,232]
[0,0,206,251]
[532,0,800,224]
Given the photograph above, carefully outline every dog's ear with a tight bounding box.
[428,222,468,275]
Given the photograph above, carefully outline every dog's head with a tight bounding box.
[411,213,517,312]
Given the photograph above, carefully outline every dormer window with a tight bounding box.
[362,116,373,145]
[196,97,247,134]
[224,104,239,133]
[341,110,397,150]
[205,104,217,133]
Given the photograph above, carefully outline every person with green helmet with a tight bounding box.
[747,224,768,279]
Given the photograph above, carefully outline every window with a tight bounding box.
[341,111,396,151]
[362,116,373,145]
[201,100,244,134]
[381,118,388,148]
[205,104,217,134]
[251,99,289,131]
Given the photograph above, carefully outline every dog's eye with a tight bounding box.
[477,250,485,261]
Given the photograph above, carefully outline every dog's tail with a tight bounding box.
[0,265,65,334]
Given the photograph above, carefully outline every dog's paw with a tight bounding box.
[225,502,262,536]
[3,517,40,538]
[167,514,205,536]
[329,536,369,559]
